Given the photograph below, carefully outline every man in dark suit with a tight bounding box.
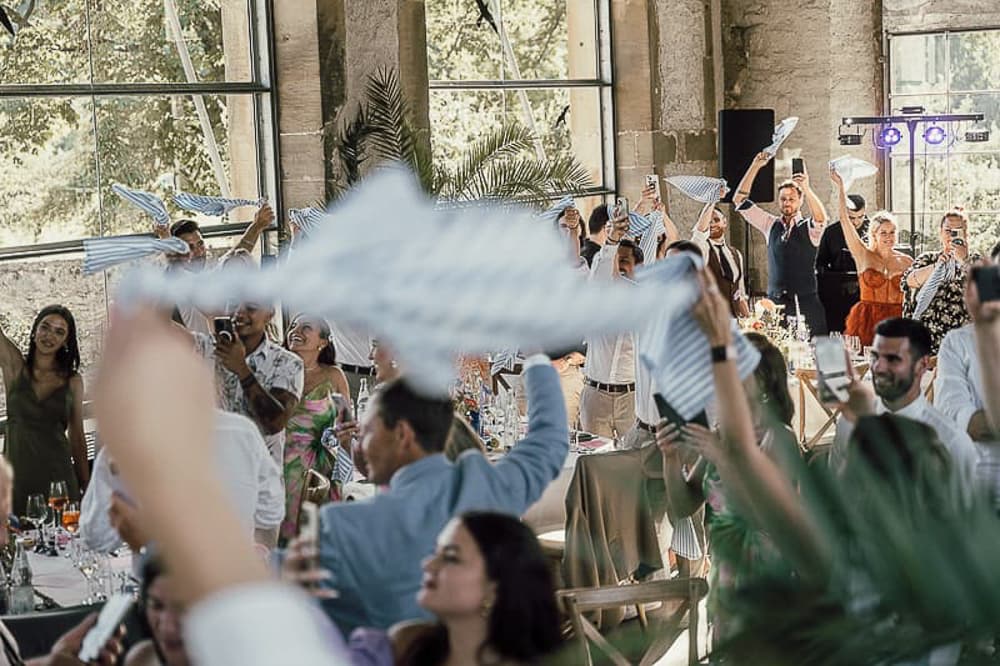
[816,194,869,333]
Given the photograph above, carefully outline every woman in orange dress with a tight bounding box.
[831,168,913,346]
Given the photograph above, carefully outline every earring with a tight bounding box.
[480,600,493,618]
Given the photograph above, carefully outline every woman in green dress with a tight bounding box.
[281,314,351,544]
[658,331,798,643]
[0,305,89,515]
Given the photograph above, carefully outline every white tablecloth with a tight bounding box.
[28,550,132,608]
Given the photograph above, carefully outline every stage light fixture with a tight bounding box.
[880,126,903,146]
[923,125,946,145]
[966,128,991,143]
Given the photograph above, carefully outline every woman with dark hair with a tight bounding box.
[125,557,189,666]
[348,510,562,665]
[657,329,798,643]
[0,305,89,514]
[281,314,352,543]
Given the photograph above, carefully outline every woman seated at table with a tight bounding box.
[125,556,188,666]
[657,330,798,642]
[287,511,562,665]
[830,169,912,346]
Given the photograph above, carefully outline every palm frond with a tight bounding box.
[335,103,372,187]
[364,66,420,169]
[454,154,590,202]
[443,125,537,199]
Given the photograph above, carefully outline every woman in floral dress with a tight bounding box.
[281,314,352,544]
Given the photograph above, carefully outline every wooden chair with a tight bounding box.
[558,577,708,666]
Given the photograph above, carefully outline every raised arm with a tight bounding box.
[830,168,869,267]
[690,270,830,585]
[794,170,827,241]
[0,322,23,392]
[560,207,583,265]
[733,151,771,208]
[230,203,275,256]
[95,309,342,665]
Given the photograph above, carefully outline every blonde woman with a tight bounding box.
[831,169,913,345]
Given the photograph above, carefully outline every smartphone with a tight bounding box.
[299,501,320,543]
[645,174,661,201]
[614,197,630,219]
[973,265,1000,302]
[814,336,850,403]
[791,158,805,175]
[78,594,134,661]
[213,316,235,343]
[653,393,709,430]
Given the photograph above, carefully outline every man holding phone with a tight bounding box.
[829,318,976,490]
[733,152,829,335]
[902,208,982,353]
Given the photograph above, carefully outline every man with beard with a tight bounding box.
[829,317,976,490]
[692,203,750,318]
[733,152,829,334]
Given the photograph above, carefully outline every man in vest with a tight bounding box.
[733,151,829,335]
[691,204,750,318]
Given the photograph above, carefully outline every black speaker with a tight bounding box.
[718,109,775,204]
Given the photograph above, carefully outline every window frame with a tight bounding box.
[0,0,282,262]
[425,0,616,201]
[885,26,1000,247]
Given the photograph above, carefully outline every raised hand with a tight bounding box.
[830,166,844,190]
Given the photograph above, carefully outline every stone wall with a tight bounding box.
[717,0,883,292]
[883,0,1000,32]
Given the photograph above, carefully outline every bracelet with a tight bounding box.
[239,373,256,389]
[737,190,750,196]
[606,236,621,244]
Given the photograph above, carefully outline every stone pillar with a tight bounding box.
[272,0,326,219]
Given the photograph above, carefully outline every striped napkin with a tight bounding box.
[627,211,653,238]
[665,176,729,204]
[912,259,953,320]
[764,116,799,157]
[111,184,171,227]
[829,155,878,190]
[83,236,189,275]
[636,253,761,420]
[537,196,576,224]
[490,349,519,376]
[289,207,326,236]
[173,191,264,216]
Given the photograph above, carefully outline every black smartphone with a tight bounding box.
[791,158,805,175]
[973,265,1000,302]
[653,393,709,430]
[213,316,235,343]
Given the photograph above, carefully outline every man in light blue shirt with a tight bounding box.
[317,355,568,634]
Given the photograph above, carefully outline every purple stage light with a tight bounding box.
[880,126,903,146]
[923,125,946,145]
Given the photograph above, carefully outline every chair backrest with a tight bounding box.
[558,577,708,666]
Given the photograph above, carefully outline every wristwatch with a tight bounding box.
[710,344,737,363]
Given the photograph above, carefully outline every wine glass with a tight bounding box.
[25,494,47,552]
[62,501,80,535]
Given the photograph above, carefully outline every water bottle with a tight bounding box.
[9,539,32,614]
[356,379,370,419]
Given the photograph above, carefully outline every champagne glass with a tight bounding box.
[25,494,47,553]
[48,481,69,555]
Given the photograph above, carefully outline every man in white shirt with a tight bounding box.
[328,321,375,401]
[832,317,977,488]
[935,240,1000,505]
[80,410,286,551]
[580,214,639,438]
